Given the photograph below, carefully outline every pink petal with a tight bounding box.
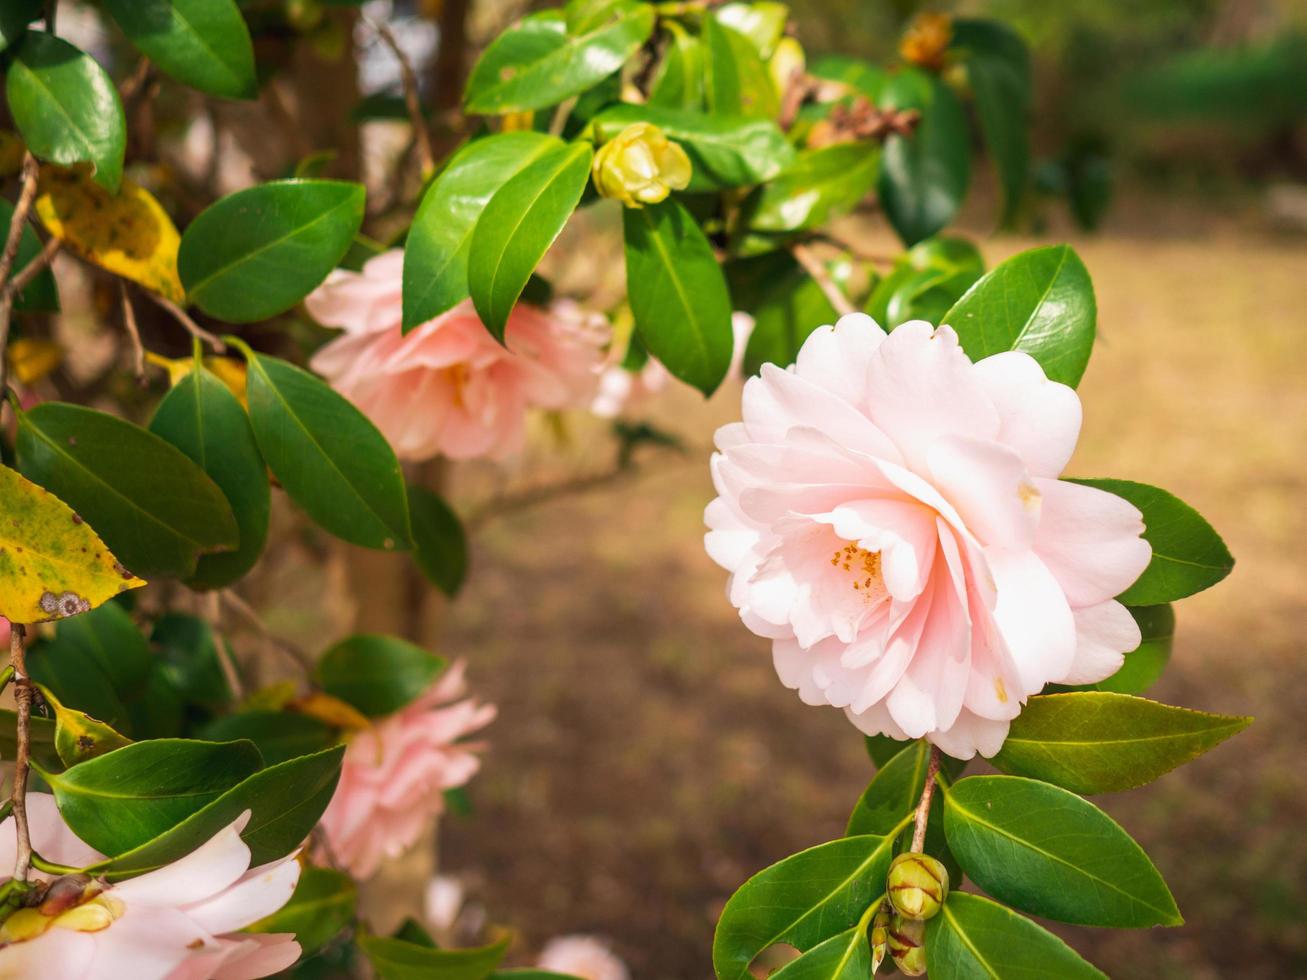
[114,813,252,908]
[1034,478,1151,606]
[988,549,1077,694]
[742,364,901,462]
[792,312,888,407]
[928,435,1041,550]
[1063,600,1141,685]
[973,351,1082,478]
[183,853,301,935]
[210,934,302,980]
[0,793,104,871]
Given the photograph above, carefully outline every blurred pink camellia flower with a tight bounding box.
[0,795,301,980]
[537,935,631,980]
[306,250,607,461]
[705,314,1151,758]
[318,660,495,879]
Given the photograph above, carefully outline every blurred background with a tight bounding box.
[20,0,1307,976]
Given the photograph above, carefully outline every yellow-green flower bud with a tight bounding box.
[887,851,949,920]
[768,36,806,97]
[591,123,691,208]
[869,901,891,974]
[888,914,927,977]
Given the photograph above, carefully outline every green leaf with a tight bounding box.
[178,179,365,323]
[0,711,59,772]
[808,56,885,99]
[403,132,559,328]
[991,692,1249,794]
[150,365,270,589]
[0,0,41,53]
[39,737,263,856]
[16,402,239,579]
[704,17,779,120]
[89,745,344,878]
[743,142,879,233]
[151,613,233,710]
[0,198,58,312]
[238,347,411,551]
[40,685,132,767]
[314,634,447,718]
[201,711,338,765]
[714,2,789,60]
[6,32,125,191]
[468,141,593,340]
[866,236,984,330]
[29,607,143,735]
[591,103,793,191]
[624,199,733,395]
[942,244,1095,387]
[926,892,1105,979]
[464,6,652,114]
[846,739,938,837]
[1074,604,1174,694]
[712,832,902,980]
[359,934,511,980]
[943,775,1181,927]
[877,68,970,247]
[951,19,1031,225]
[249,864,356,956]
[102,0,256,100]
[769,925,870,980]
[409,485,467,598]
[1072,479,1233,604]
[741,257,835,375]
[648,22,704,110]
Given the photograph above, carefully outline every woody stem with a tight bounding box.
[8,624,33,881]
[910,746,941,853]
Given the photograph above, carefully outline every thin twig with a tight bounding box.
[7,236,61,298]
[119,283,147,385]
[467,464,637,532]
[141,289,226,353]
[791,241,856,317]
[910,746,942,853]
[219,590,316,674]
[547,96,578,138]
[8,624,33,882]
[0,153,41,400]
[119,56,151,102]
[366,16,435,178]
[202,592,245,701]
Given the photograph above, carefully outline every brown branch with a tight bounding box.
[219,590,316,674]
[119,282,147,384]
[7,236,61,298]
[140,289,226,353]
[0,153,42,401]
[791,242,856,317]
[8,624,32,882]
[366,16,435,178]
[910,745,942,853]
[119,56,152,102]
[467,464,637,532]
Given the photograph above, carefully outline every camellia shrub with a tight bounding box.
[0,0,1244,976]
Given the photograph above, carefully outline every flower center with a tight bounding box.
[0,888,123,946]
[830,543,888,603]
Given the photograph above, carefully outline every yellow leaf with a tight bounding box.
[0,465,146,624]
[294,691,371,732]
[0,132,23,178]
[145,352,248,406]
[6,338,64,385]
[38,684,132,766]
[34,165,185,303]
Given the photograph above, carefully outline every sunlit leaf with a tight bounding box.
[102,0,256,100]
[926,892,1106,979]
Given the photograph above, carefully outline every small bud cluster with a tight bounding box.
[591,123,692,208]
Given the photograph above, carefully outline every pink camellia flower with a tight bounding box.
[705,314,1151,758]
[537,935,631,980]
[306,250,607,461]
[318,660,495,879]
[0,794,301,979]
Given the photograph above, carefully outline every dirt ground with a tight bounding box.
[435,204,1307,978]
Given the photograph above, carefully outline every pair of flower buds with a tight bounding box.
[872,852,950,976]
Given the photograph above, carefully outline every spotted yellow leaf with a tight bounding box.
[0,464,146,624]
[39,683,132,766]
[34,165,185,303]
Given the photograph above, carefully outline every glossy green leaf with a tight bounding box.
[866,237,983,330]
[992,692,1249,794]
[28,604,145,734]
[90,745,344,878]
[951,19,1031,224]
[40,685,132,767]
[1073,479,1233,604]
[942,244,1095,387]
[150,364,270,589]
[845,739,938,837]
[151,613,233,710]
[0,711,59,772]
[926,892,1106,979]
[178,179,365,322]
[468,141,593,340]
[0,0,41,53]
[410,485,467,598]
[769,925,869,980]
[741,258,836,375]
[201,711,338,765]
[249,865,356,955]
[878,68,970,247]
[238,347,411,551]
[6,32,125,191]
[39,737,263,856]
[1075,604,1174,694]
[126,662,186,740]
[943,775,1181,927]
[464,7,652,114]
[315,634,447,718]
[624,199,733,395]
[591,103,793,191]
[808,56,886,100]
[360,934,511,980]
[403,132,558,328]
[16,402,238,579]
[714,2,789,60]
[743,142,879,233]
[102,0,256,100]
[0,198,58,312]
[648,22,704,110]
[704,17,779,120]
[712,832,902,980]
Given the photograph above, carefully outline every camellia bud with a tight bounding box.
[887,851,949,920]
[900,12,953,72]
[591,123,691,208]
[869,900,891,974]
[888,914,927,976]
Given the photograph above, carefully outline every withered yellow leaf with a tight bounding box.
[0,464,146,624]
[146,351,248,406]
[39,684,132,766]
[35,165,185,303]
